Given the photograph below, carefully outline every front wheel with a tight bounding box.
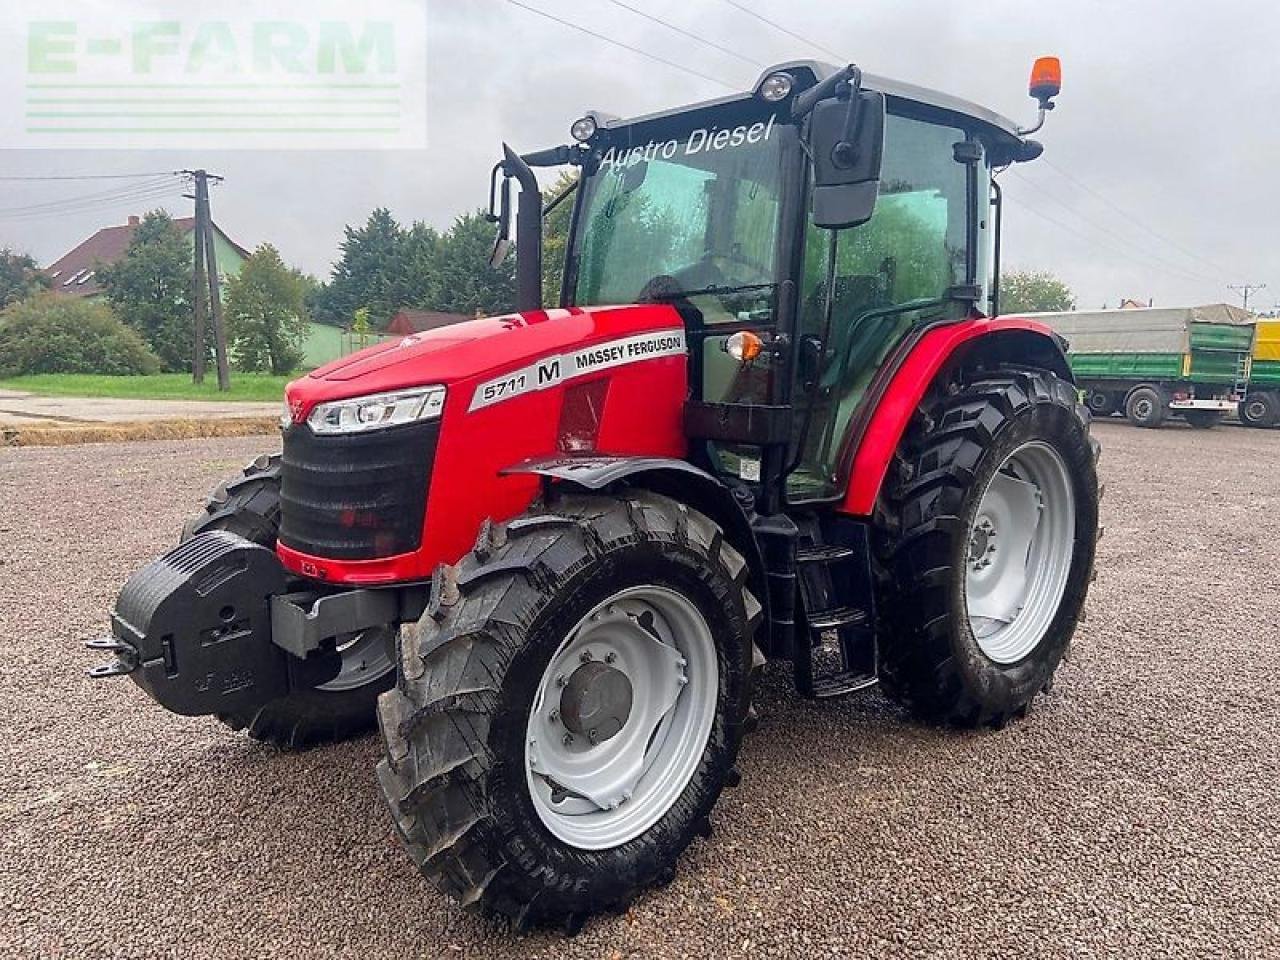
[376,491,762,928]
[874,368,1100,728]
[1086,389,1118,417]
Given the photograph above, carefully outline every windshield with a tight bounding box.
[571,111,787,312]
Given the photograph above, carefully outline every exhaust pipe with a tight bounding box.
[502,143,542,313]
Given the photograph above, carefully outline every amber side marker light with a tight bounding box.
[725,330,764,363]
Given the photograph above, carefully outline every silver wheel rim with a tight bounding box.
[317,628,394,692]
[1133,397,1154,419]
[1245,399,1267,421]
[525,585,718,850]
[965,441,1076,665]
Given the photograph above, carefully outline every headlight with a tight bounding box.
[306,386,446,435]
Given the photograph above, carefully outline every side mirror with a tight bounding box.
[488,174,512,268]
[809,88,885,230]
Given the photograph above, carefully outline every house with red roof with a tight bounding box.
[386,307,472,336]
[43,214,251,298]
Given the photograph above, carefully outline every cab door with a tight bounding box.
[786,113,977,502]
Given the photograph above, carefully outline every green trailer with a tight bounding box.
[1026,303,1254,428]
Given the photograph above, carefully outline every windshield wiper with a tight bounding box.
[644,281,777,301]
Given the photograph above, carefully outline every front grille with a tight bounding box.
[279,420,439,561]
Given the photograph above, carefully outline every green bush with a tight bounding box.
[0,294,161,378]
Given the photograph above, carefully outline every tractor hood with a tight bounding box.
[286,304,687,422]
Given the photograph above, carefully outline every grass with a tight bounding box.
[0,372,294,403]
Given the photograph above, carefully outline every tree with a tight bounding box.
[0,294,159,377]
[311,206,517,329]
[432,210,516,316]
[310,208,437,329]
[225,244,312,375]
[0,249,50,307]
[96,211,193,371]
[541,171,578,306]
[1000,269,1075,314]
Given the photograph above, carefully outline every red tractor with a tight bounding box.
[95,58,1098,929]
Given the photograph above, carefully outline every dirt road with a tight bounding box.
[2,421,1277,958]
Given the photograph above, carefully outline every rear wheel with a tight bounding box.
[1239,393,1278,428]
[1086,389,1118,417]
[183,454,395,749]
[874,368,1100,728]
[376,491,762,928]
[1125,385,1167,428]
[1184,410,1222,429]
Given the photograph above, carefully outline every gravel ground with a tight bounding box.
[2,421,1278,959]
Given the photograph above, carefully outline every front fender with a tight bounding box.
[506,454,771,650]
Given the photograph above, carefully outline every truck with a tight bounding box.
[1239,317,1280,428]
[1030,303,1255,428]
[90,58,1101,929]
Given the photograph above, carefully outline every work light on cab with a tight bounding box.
[570,116,598,142]
[758,71,794,102]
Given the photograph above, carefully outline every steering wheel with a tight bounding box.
[701,248,769,278]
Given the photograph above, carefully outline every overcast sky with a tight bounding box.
[3,0,1275,311]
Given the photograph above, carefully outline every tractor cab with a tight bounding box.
[494,61,1051,511]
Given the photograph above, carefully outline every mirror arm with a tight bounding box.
[521,144,589,168]
[831,66,866,169]
[543,178,579,218]
[485,162,505,223]
[792,63,857,119]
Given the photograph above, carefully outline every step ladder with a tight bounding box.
[1233,354,1252,401]
[792,522,878,699]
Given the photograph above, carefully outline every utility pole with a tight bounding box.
[187,182,208,384]
[183,170,231,390]
[1228,283,1266,312]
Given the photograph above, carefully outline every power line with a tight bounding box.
[502,0,737,89]
[1008,195,1216,291]
[719,0,845,63]
[0,192,181,223]
[0,182,182,222]
[0,188,179,221]
[0,175,174,212]
[0,176,178,217]
[1040,157,1235,278]
[603,0,765,67]
[1006,169,1220,285]
[0,171,175,182]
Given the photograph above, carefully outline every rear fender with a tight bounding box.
[505,455,770,647]
[838,318,1072,517]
